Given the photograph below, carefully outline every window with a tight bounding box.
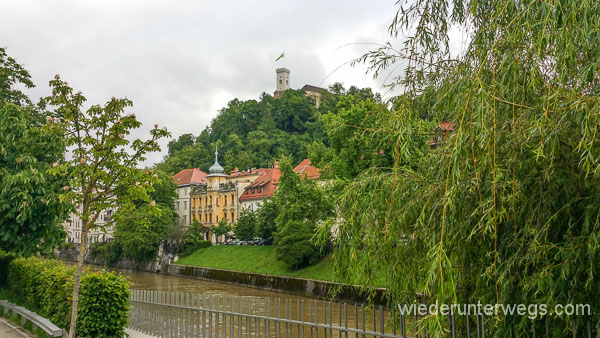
[183,215,187,224]
[279,80,282,84]
[184,201,187,210]
[231,212,235,222]
[176,202,180,210]
[216,215,219,223]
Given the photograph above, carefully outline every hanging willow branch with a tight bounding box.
[330,0,600,336]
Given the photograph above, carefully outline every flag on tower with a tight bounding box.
[276,52,285,61]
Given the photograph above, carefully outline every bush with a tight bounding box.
[0,250,17,286]
[180,222,212,256]
[88,242,122,265]
[7,256,130,337]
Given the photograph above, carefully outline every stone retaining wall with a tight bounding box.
[165,264,388,305]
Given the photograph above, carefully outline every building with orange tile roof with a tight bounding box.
[239,163,282,211]
[293,158,320,179]
[190,149,262,243]
[172,168,207,227]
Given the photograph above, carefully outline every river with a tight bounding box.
[86,265,401,337]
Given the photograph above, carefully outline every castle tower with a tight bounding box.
[276,68,290,92]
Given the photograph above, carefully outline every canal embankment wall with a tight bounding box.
[164,263,388,305]
[58,243,388,305]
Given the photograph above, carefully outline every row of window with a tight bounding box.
[196,211,235,224]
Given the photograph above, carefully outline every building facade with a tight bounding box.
[63,205,117,244]
[239,164,281,211]
[190,149,261,242]
[173,168,207,227]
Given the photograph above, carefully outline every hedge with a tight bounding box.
[5,256,130,337]
[0,250,17,286]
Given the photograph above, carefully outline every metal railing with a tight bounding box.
[129,290,598,338]
[129,290,407,338]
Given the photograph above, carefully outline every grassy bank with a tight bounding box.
[175,245,339,281]
[175,245,386,287]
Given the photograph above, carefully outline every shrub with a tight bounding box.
[7,256,130,337]
[180,222,212,256]
[0,250,17,286]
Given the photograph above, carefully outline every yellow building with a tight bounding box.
[190,148,261,242]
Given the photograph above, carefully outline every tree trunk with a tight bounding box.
[68,221,87,338]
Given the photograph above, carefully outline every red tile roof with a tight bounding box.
[228,168,263,178]
[293,159,320,179]
[173,168,207,185]
[239,167,281,201]
[438,122,456,131]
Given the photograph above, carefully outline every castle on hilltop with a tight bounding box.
[273,68,327,107]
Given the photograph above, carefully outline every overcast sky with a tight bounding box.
[1,0,402,166]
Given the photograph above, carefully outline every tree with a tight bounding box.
[210,219,232,244]
[330,0,600,335]
[45,77,169,338]
[234,208,257,241]
[273,157,333,269]
[255,198,278,243]
[113,170,177,262]
[0,48,71,255]
[167,133,194,156]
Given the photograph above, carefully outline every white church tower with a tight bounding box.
[274,68,290,97]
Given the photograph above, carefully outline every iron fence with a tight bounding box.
[128,290,598,338]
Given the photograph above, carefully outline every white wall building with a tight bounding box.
[63,206,117,244]
[173,168,207,227]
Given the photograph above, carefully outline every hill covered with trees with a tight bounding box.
[155,85,382,174]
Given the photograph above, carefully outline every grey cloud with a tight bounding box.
[1,0,396,165]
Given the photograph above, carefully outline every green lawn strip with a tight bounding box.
[175,245,386,286]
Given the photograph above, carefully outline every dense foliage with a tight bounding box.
[156,85,382,175]
[274,157,333,269]
[6,256,129,337]
[211,219,232,244]
[255,198,278,243]
[328,0,600,336]
[234,207,258,241]
[179,221,212,257]
[0,48,71,255]
[113,170,177,262]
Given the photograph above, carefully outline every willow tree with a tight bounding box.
[329,1,599,336]
[45,77,170,338]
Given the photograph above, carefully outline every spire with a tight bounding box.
[208,145,225,174]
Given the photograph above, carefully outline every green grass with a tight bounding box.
[175,245,341,281]
[175,245,387,286]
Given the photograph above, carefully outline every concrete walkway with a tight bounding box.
[0,317,35,338]
[125,328,157,338]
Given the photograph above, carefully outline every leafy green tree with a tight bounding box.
[274,157,333,269]
[113,170,176,262]
[45,76,169,338]
[234,208,257,241]
[210,219,232,244]
[330,0,600,335]
[0,49,71,255]
[255,198,278,243]
[167,133,194,156]
[180,220,211,256]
